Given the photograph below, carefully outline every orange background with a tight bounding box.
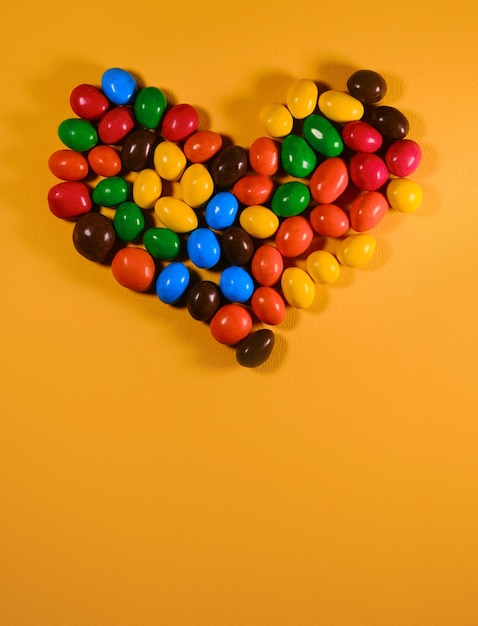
[1,1,478,624]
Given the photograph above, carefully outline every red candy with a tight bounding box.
[251,287,286,325]
[342,120,383,152]
[69,84,110,121]
[385,139,422,177]
[98,106,135,144]
[309,157,349,204]
[161,103,199,142]
[48,149,89,181]
[111,247,156,292]
[210,304,252,345]
[349,191,389,232]
[183,130,222,163]
[47,181,92,219]
[275,215,313,258]
[232,174,274,205]
[248,136,280,176]
[349,152,388,191]
[251,244,284,286]
[309,203,350,238]
[87,145,122,177]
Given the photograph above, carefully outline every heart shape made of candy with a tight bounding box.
[47,67,423,368]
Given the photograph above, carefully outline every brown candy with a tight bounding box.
[371,105,409,140]
[72,212,116,263]
[236,329,275,368]
[121,128,157,171]
[347,69,387,104]
[222,226,254,265]
[209,145,248,187]
[186,280,221,321]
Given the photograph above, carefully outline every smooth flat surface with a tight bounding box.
[1,1,477,624]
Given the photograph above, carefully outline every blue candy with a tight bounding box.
[205,191,239,230]
[187,228,221,269]
[219,266,254,303]
[156,262,190,304]
[101,68,137,105]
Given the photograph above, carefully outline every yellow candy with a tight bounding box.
[386,178,422,213]
[306,250,340,284]
[286,78,318,119]
[239,205,279,239]
[180,163,214,208]
[336,234,376,267]
[259,103,294,137]
[154,196,198,233]
[132,168,162,209]
[281,267,315,308]
[318,90,364,123]
[153,141,187,181]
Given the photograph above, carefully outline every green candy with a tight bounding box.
[134,86,167,130]
[58,118,98,152]
[92,177,130,207]
[302,114,343,157]
[281,134,317,178]
[271,181,310,217]
[143,227,181,260]
[113,202,145,242]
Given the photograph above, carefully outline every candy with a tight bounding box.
[371,105,409,140]
[156,261,190,303]
[309,157,349,204]
[349,191,388,232]
[385,139,422,177]
[318,90,364,123]
[101,68,137,105]
[236,329,275,368]
[187,227,221,269]
[346,69,387,104]
[209,145,248,187]
[111,247,156,291]
[342,120,383,153]
[73,212,116,262]
[349,152,389,191]
[280,134,317,178]
[161,103,199,142]
[306,250,340,284]
[302,114,343,157]
[386,178,422,213]
[97,106,135,144]
[87,145,122,177]
[183,130,223,163]
[48,181,92,219]
[121,128,157,171]
[248,137,279,176]
[92,176,129,207]
[134,86,167,129]
[239,205,279,239]
[251,244,284,286]
[286,78,318,119]
[219,266,254,303]
[205,191,239,230]
[113,201,145,242]
[69,84,110,121]
[186,280,221,321]
[336,234,376,267]
[180,163,214,208]
[309,203,350,238]
[48,149,89,181]
[210,304,252,345]
[221,226,254,265]
[58,118,98,152]
[132,168,162,209]
[271,181,310,217]
[232,174,274,206]
[251,286,286,325]
[153,141,187,181]
[154,196,198,232]
[143,227,181,260]
[275,216,313,258]
[260,102,293,137]
[281,267,315,309]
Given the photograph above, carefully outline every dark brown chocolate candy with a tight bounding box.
[372,105,409,140]
[222,226,254,265]
[347,69,387,104]
[209,145,248,187]
[186,280,221,321]
[236,329,275,368]
[121,128,157,171]
[72,212,116,263]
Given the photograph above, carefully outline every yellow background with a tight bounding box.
[1,0,477,624]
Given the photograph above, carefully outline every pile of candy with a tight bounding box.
[47,67,422,367]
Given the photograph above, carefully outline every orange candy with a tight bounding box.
[248,136,280,176]
[183,130,223,163]
[87,145,122,177]
[48,149,89,181]
[275,215,313,258]
[251,244,284,286]
[210,304,252,345]
[111,247,156,292]
[232,174,274,206]
[251,287,286,325]
[309,203,350,238]
[309,157,349,204]
[349,190,389,232]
